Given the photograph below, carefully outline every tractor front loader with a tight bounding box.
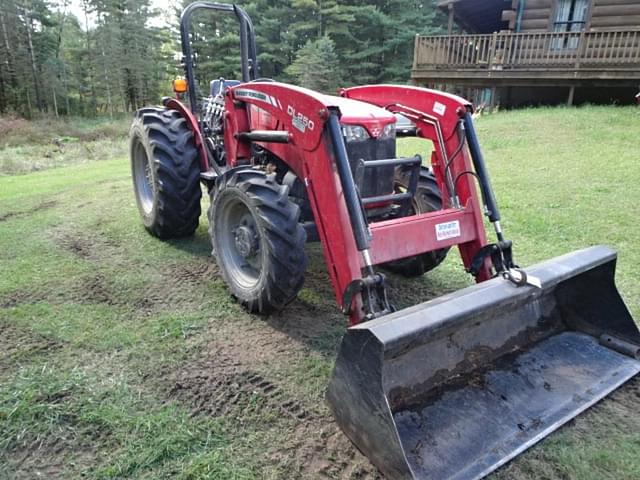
[129,3,640,479]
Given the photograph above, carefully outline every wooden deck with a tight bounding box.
[412,29,640,87]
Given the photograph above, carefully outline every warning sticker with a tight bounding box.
[435,220,461,241]
[433,101,446,116]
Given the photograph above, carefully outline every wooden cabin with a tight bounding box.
[412,0,640,106]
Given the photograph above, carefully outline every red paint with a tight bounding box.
[169,82,494,324]
[217,82,493,323]
[326,95,395,138]
[342,85,492,285]
[368,205,478,265]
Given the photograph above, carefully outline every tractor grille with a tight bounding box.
[346,137,396,199]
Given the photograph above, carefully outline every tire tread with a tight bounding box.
[209,169,307,314]
[130,107,202,238]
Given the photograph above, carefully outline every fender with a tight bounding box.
[162,97,209,171]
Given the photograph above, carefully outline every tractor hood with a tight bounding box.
[324,94,396,139]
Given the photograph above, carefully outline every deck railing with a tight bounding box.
[413,29,640,70]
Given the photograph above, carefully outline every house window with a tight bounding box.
[552,0,590,49]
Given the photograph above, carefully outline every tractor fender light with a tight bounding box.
[173,78,188,94]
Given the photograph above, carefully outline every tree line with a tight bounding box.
[0,0,446,118]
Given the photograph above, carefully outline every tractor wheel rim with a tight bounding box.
[133,141,154,214]
[218,198,262,289]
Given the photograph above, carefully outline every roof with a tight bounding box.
[438,0,511,34]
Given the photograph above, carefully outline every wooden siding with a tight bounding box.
[519,0,554,32]
[502,0,640,33]
[590,0,640,30]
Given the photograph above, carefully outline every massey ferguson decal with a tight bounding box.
[287,105,315,133]
[234,88,315,134]
[234,89,282,109]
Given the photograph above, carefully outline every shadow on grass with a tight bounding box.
[261,244,473,358]
[159,228,474,359]
[166,227,212,258]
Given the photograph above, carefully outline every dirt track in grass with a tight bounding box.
[0,322,60,370]
[0,200,57,223]
[165,312,383,479]
[1,208,383,478]
[151,240,383,478]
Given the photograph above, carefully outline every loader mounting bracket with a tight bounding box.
[468,240,516,278]
[342,273,394,320]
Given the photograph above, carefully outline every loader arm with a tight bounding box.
[341,85,500,278]
[224,82,495,324]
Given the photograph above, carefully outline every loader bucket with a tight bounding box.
[327,246,640,480]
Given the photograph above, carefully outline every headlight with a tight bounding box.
[380,122,396,140]
[342,124,370,143]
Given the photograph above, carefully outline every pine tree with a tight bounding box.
[285,35,341,93]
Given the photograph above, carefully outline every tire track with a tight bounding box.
[0,200,57,223]
[165,315,382,479]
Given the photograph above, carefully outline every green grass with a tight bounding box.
[1,105,639,479]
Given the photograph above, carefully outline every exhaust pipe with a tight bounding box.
[327,246,640,480]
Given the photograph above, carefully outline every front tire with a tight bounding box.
[209,169,307,314]
[383,166,450,277]
[130,107,202,238]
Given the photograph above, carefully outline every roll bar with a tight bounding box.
[179,2,258,113]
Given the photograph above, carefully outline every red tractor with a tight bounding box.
[129,3,640,479]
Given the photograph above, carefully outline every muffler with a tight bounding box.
[327,246,640,480]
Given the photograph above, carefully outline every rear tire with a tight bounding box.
[209,169,307,314]
[383,167,450,277]
[130,107,202,238]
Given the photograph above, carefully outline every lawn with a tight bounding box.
[0,106,639,479]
